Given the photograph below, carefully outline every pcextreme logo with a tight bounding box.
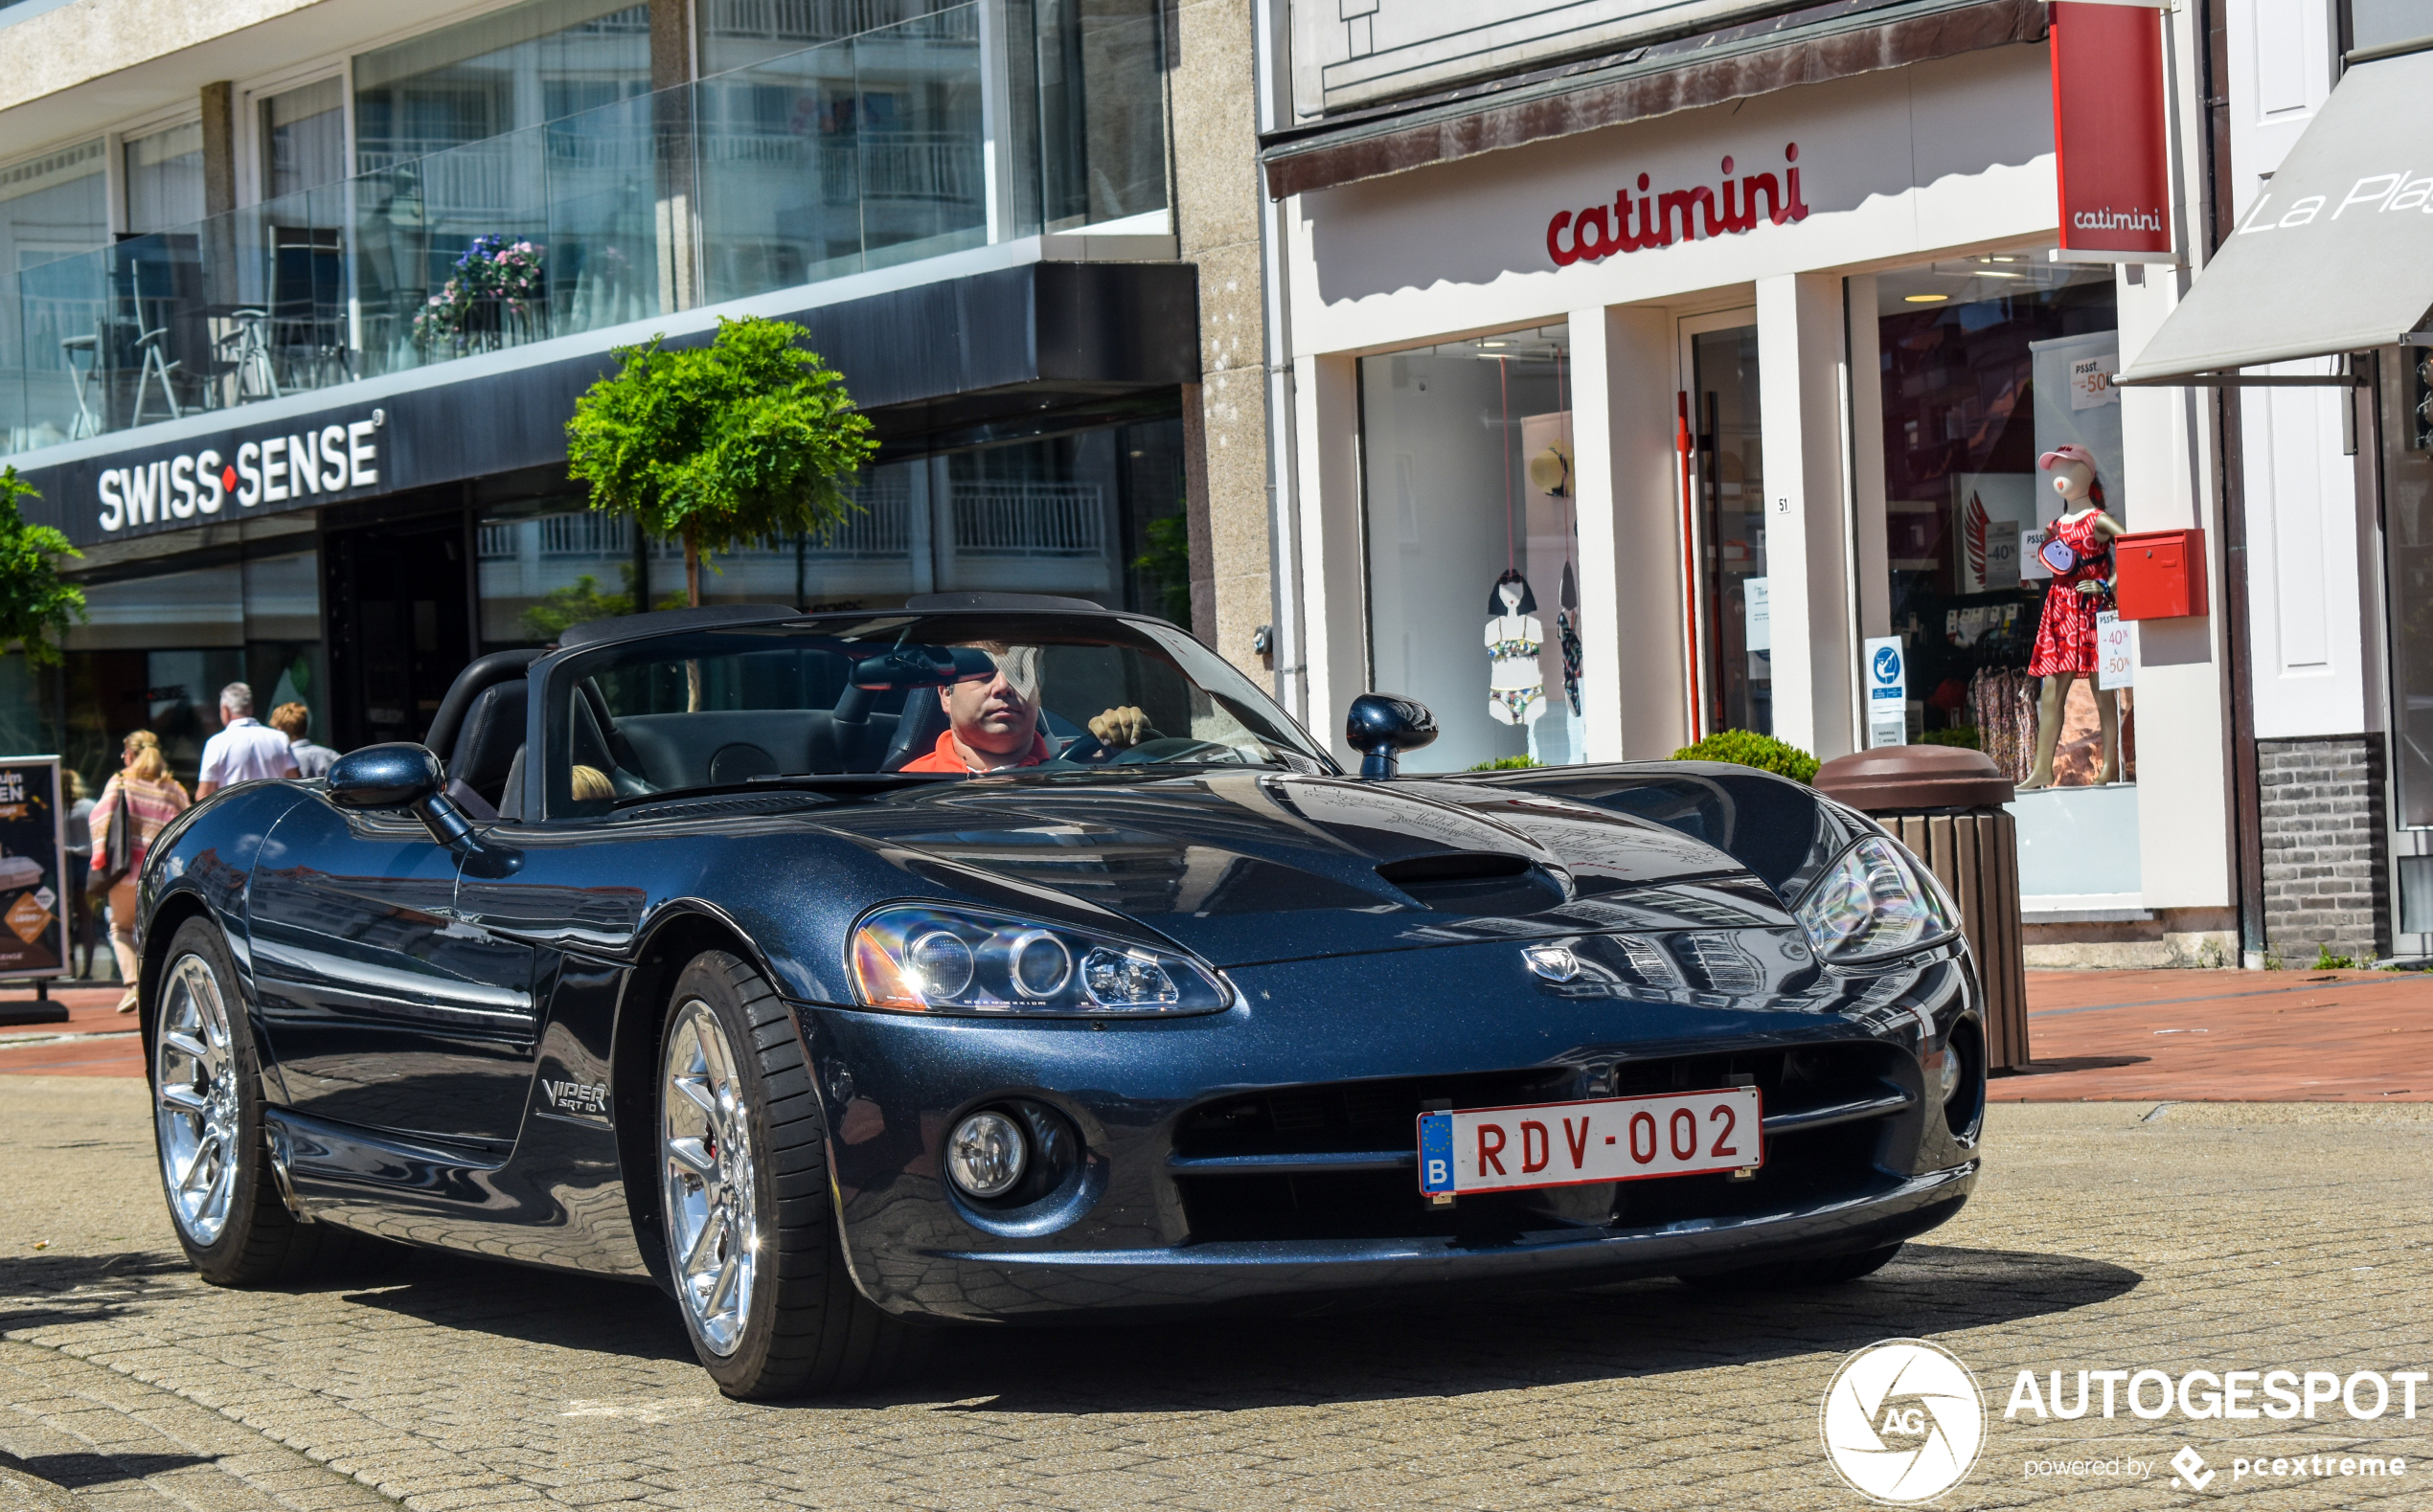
[1820,1340,1987,1504]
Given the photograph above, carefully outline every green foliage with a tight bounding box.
[1468,755,1542,771]
[564,316,879,587]
[2314,944,2361,971]
[0,469,83,666]
[516,566,685,642]
[1671,729,1820,784]
[1921,726,1980,750]
[1134,514,1193,625]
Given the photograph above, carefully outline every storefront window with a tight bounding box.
[2381,345,2433,829]
[1688,317,1765,737]
[478,415,1187,648]
[1873,258,2121,786]
[1358,325,1580,773]
[57,545,324,789]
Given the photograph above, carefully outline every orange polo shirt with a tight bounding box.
[899,729,1051,773]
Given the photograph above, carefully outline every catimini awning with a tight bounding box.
[2116,44,2433,388]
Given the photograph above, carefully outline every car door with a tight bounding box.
[247,793,539,1147]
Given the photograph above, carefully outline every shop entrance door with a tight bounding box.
[323,513,472,753]
[1679,309,1766,738]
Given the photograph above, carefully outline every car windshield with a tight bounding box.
[548,612,1330,816]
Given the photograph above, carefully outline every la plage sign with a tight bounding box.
[95,413,382,533]
[1546,142,1812,266]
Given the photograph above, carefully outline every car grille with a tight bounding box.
[1170,1042,1908,1246]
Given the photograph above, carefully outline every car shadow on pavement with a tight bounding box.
[892,1241,2142,1413]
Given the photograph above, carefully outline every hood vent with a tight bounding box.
[1375,851,1563,916]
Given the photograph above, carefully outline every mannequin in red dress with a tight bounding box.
[2021,445,2124,789]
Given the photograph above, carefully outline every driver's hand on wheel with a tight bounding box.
[1089,706,1160,747]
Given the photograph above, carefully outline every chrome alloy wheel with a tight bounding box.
[660,999,760,1356]
[154,952,240,1246]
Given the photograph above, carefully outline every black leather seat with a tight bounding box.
[425,649,541,821]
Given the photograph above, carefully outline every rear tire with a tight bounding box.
[658,949,921,1399]
[152,916,357,1285]
[1677,1242,1905,1291]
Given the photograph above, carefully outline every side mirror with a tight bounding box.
[326,743,443,810]
[326,743,514,872]
[1345,693,1437,779]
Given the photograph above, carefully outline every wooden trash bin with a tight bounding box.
[1812,746,2030,1072]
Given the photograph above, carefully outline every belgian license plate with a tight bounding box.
[1417,1087,1763,1196]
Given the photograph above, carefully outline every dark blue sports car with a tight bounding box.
[137,596,1985,1398]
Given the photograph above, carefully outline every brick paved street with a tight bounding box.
[6,1073,2432,1510]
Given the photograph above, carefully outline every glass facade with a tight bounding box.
[0,139,106,452]
[1358,326,1581,774]
[1872,257,2119,784]
[353,0,653,170]
[4,0,1170,451]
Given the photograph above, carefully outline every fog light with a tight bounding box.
[1928,1047,1962,1104]
[944,1110,1028,1199]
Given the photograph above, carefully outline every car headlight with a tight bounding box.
[1792,836,1956,964]
[850,905,1232,1016]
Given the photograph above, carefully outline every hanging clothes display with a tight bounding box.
[1486,570,1546,726]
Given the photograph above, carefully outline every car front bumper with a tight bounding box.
[795,937,1987,1321]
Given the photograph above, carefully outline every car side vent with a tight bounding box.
[1375,851,1563,916]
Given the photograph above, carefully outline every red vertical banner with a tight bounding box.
[2051,1,2173,257]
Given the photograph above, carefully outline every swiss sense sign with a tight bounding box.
[2051,0,2173,258]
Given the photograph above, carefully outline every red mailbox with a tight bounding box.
[2112,527,2207,620]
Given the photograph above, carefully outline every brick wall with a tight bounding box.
[2257,734,2389,964]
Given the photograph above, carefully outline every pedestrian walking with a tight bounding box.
[61,768,94,979]
[195,682,299,798]
[268,701,337,779]
[90,731,191,1013]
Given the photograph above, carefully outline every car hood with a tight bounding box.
[804,770,1803,968]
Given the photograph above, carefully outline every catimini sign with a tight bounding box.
[1547,142,1811,266]
[94,412,383,534]
[2050,0,2173,259]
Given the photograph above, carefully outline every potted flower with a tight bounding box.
[411,235,547,353]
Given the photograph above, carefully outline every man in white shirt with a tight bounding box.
[196,682,300,798]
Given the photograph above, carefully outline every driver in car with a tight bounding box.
[899,643,1159,773]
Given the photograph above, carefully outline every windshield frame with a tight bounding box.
[527,609,1337,820]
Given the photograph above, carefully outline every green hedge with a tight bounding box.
[1467,755,1543,772]
[1670,729,1820,784]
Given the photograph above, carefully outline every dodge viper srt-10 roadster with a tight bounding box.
[136,594,1985,1398]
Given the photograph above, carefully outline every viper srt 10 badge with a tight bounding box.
[540,1079,609,1117]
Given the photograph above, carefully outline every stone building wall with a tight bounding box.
[2257,734,2389,965]
[1169,0,1273,681]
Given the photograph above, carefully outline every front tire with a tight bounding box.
[152,916,347,1284]
[658,950,920,1399]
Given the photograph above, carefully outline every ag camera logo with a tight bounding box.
[1822,1340,1986,1503]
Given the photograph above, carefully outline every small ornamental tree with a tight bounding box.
[0,469,85,666]
[564,316,878,607]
